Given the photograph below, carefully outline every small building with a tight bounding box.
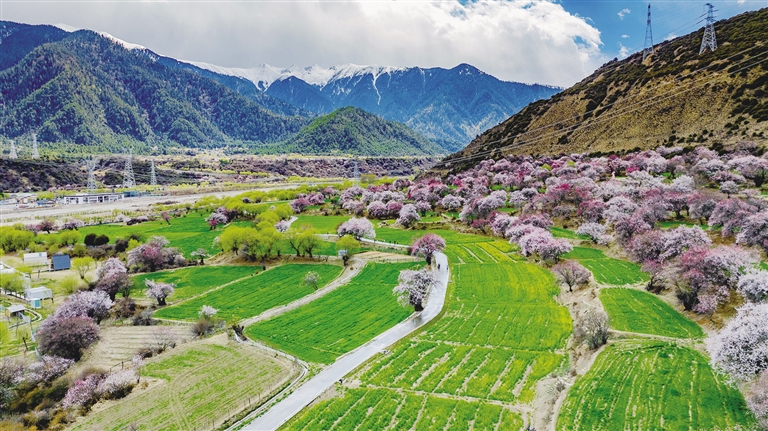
[25,287,53,307]
[51,254,71,271]
[9,193,37,204]
[63,192,124,205]
[23,252,48,267]
[6,304,26,318]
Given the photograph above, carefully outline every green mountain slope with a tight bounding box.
[434,8,768,173]
[0,29,309,153]
[258,107,445,156]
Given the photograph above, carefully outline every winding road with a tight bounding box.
[240,251,449,431]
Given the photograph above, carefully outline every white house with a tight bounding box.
[63,193,124,205]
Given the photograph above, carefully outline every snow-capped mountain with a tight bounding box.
[184,61,561,150]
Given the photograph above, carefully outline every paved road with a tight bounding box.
[242,251,449,431]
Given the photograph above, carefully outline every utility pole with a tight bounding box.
[700,3,717,54]
[31,133,39,159]
[643,4,654,61]
[122,149,135,188]
[9,139,17,159]
[150,159,157,186]
[86,157,98,192]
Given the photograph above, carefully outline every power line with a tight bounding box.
[700,3,718,54]
[122,148,136,188]
[643,4,655,61]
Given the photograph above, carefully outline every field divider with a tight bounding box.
[239,257,366,327]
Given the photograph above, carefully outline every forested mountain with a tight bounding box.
[0,22,308,153]
[187,62,562,151]
[434,8,768,174]
[256,107,445,156]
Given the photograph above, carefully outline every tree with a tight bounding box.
[687,192,718,224]
[393,268,436,312]
[396,204,421,227]
[59,230,81,246]
[191,248,208,265]
[336,235,360,266]
[746,369,768,427]
[659,225,712,261]
[38,219,56,234]
[206,212,228,230]
[411,234,446,266]
[738,269,768,303]
[127,236,186,272]
[736,211,768,253]
[199,305,218,319]
[576,223,608,245]
[578,310,610,350]
[62,218,85,230]
[219,226,249,254]
[552,260,591,292]
[707,302,768,382]
[95,258,132,300]
[709,198,755,237]
[145,280,175,306]
[517,230,572,263]
[37,316,99,360]
[72,256,95,281]
[161,211,171,225]
[297,226,321,258]
[54,290,114,324]
[303,271,320,290]
[337,217,376,240]
[290,198,311,213]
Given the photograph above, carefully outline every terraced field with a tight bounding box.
[600,288,705,339]
[154,264,342,321]
[245,263,416,364]
[558,340,755,430]
[564,247,647,285]
[71,337,294,431]
[131,265,255,300]
[282,232,567,429]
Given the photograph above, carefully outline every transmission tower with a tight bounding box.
[31,134,39,159]
[700,3,717,54]
[643,4,654,61]
[122,149,136,188]
[9,140,17,159]
[150,159,157,186]
[85,157,98,192]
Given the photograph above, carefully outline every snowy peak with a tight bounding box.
[54,23,148,51]
[185,61,410,89]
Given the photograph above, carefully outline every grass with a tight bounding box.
[558,340,756,430]
[656,220,697,229]
[564,247,648,285]
[375,228,491,246]
[70,338,293,431]
[551,227,588,240]
[293,215,350,233]
[600,288,705,339]
[154,264,342,321]
[245,262,416,364]
[130,265,255,300]
[78,216,251,258]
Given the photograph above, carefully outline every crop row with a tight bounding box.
[361,341,563,403]
[453,263,559,303]
[284,388,523,431]
[558,341,755,430]
[475,242,514,262]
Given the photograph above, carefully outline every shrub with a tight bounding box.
[36,316,99,360]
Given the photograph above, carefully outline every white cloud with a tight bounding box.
[618,42,630,59]
[5,0,604,87]
[665,33,678,41]
[618,8,631,20]
[621,34,630,39]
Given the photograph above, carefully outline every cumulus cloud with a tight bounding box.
[618,8,631,19]
[618,42,630,59]
[621,34,630,39]
[5,0,604,87]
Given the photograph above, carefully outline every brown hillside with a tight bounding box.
[434,8,768,174]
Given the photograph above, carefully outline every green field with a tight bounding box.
[131,265,255,300]
[564,247,648,285]
[375,228,492,246]
[558,340,755,430]
[70,339,293,431]
[283,388,523,431]
[79,216,251,258]
[154,264,342,321]
[294,215,350,233]
[245,263,416,364]
[600,288,705,339]
[551,227,588,240]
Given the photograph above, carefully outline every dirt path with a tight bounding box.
[239,257,365,327]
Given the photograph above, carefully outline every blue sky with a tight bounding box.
[3,0,767,87]
[561,0,765,59]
